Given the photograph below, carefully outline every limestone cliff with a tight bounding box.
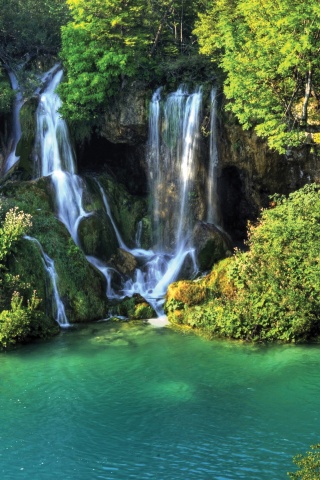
[96,85,320,242]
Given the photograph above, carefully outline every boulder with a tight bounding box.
[192,221,232,270]
[109,248,138,277]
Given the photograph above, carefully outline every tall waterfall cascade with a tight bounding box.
[24,236,69,327]
[27,72,221,319]
[34,69,89,245]
[148,86,204,250]
[4,64,61,174]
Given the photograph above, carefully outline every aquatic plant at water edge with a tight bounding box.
[288,444,320,479]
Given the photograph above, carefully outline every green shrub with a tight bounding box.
[0,290,57,348]
[166,184,320,343]
[288,444,320,479]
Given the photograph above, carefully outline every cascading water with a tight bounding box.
[148,86,202,251]
[31,73,210,317]
[114,86,202,313]
[24,236,69,327]
[207,88,220,225]
[4,70,23,173]
[34,69,88,245]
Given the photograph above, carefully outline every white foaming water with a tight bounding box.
[34,69,88,245]
[135,220,143,248]
[24,236,69,327]
[176,87,202,247]
[4,71,24,173]
[91,87,202,315]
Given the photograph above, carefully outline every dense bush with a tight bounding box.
[166,184,320,343]
[0,203,56,348]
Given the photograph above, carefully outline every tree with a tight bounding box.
[58,0,203,122]
[0,0,70,117]
[288,444,320,479]
[0,0,70,63]
[59,0,150,122]
[194,0,320,152]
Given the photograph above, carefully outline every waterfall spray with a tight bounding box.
[24,236,69,327]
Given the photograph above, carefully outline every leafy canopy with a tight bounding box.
[59,0,203,122]
[194,0,320,152]
[0,0,70,62]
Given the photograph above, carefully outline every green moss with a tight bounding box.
[1,178,107,324]
[110,294,156,320]
[0,68,14,114]
[15,98,38,180]
[97,174,150,249]
[78,213,118,261]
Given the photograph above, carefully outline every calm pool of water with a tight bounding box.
[0,321,319,479]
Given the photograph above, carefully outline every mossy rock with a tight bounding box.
[110,294,156,320]
[165,257,235,327]
[166,280,208,307]
[1,178,108,324]
[192,222,233,271]
[77,212,118,261]
[204,257,236,298]
[97,174,151,249]
[15,97,38,180]
[109,248,138,276]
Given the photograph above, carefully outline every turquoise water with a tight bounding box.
[1,322,320,479]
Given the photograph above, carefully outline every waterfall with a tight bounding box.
[85,256,119,300]
[29,74,208,318]
[207,87,220,225]
[96,180,127,251]
[34,69,89,245]
[4,71,23,173]
[24,236,69,327]
[176,87,202,247]
[147,87,162,244]
[89,86,202,315]
[149,86,202,251]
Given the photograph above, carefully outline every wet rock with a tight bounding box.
[192,221,233,270]
[109,248,138,276]
[110,293,156,320]
[100,81,149,145]
[77,212,118,261]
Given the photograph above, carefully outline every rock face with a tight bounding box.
[109,248,138,277]
[217,120,320,239]
[100,80,150,145]
[97,84,320,244]
[192,222,233,270]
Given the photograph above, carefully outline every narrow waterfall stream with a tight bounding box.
[24,236,69,327]
[4,70,23,173]
[34,69,89,245]
[31,72,219,318]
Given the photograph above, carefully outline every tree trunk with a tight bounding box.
[301,65,312,125]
